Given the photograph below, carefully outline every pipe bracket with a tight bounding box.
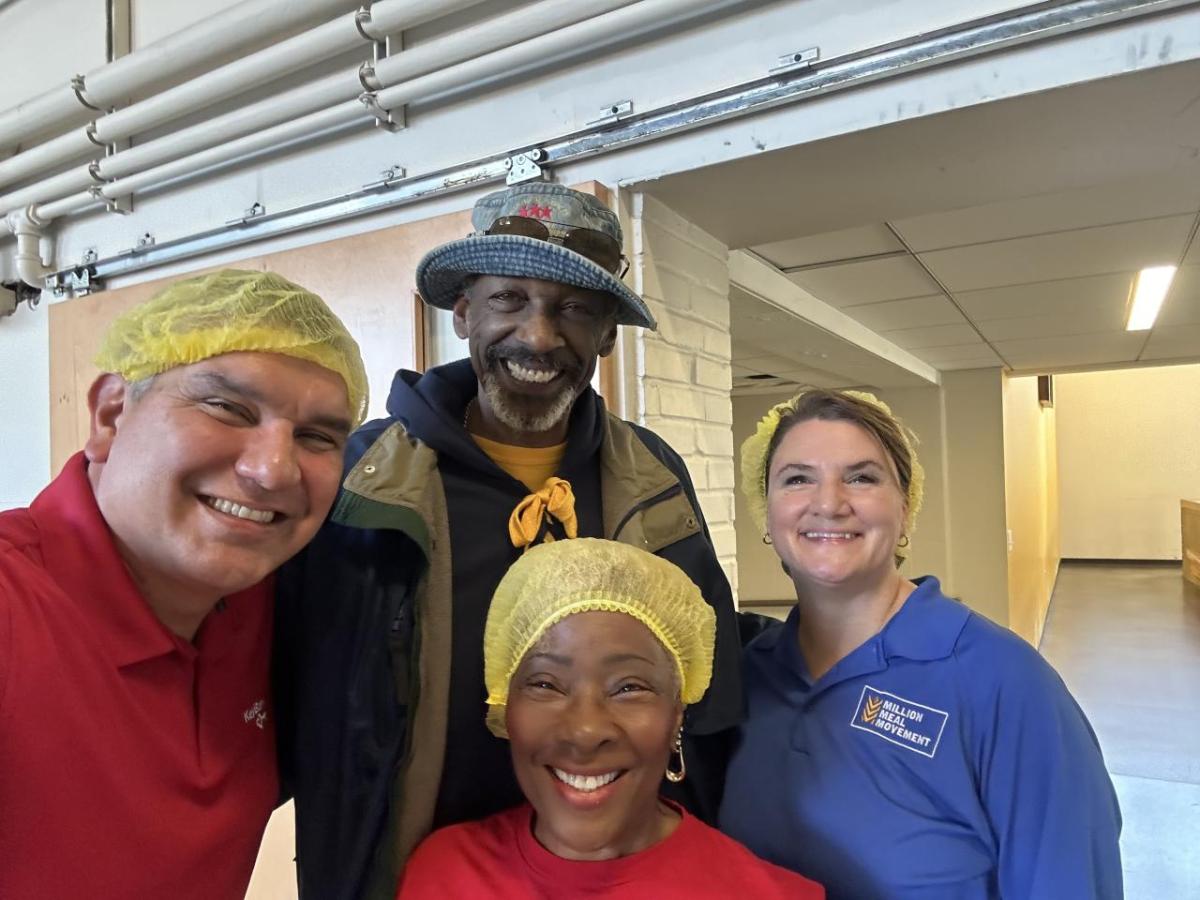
[368,31,406,131]
[50,267,97,298]
[88,183,131,215]
[769,46,820,75]
[504,148,546,186]
[362,165,407,192]
[70,74,103,112]
[358,92,402,133]
[225,201,266,226]
[119,232,156,253]
[354,6,376,42]
[587,100,634,127]
[98,124,134,213]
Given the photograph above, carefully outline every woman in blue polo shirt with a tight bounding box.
[719,389,1122,899]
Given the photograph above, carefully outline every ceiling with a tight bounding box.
[641,57,1200,390]
[729,284,934,395]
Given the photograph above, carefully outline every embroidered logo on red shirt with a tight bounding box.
[243,699,268,730]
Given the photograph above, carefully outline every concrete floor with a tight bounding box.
[1039,561,1200,900]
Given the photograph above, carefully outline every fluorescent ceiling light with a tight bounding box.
[1125,265,1177,331]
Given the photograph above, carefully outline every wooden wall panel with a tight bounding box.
[49,274,193,474]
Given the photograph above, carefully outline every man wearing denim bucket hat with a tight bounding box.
[275,183,744,899]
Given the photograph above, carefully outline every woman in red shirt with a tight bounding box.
[397,538,823,899]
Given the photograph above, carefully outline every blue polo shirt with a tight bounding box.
[719,577,1122,900]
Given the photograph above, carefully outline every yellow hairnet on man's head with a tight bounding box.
[483,537,716,738]
[95,268,368,425]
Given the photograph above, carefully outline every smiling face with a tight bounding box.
[453,275,617,447]
[85,351,352,637]
[765,418,908,592]
[505,611,683,861]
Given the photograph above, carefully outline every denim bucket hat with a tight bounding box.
[416,182,656,329]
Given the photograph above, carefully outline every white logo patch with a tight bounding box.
[850,685,948,758]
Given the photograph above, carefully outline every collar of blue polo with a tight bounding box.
[759,576,971,687]
[880,576,971,661]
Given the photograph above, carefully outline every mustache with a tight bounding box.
[485,344,582,377]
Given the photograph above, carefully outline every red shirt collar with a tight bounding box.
[29,452,269,667]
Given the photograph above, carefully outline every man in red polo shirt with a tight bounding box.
[0,269,367,899]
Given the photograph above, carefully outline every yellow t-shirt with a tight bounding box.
[471,433,567,493]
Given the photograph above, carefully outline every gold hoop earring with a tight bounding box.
[898,534,910,548]
[665,732,686,783]
[762,533,773,546]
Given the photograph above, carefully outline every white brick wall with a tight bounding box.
[628,193,738,597]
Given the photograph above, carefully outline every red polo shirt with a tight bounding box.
[0,454,278,900]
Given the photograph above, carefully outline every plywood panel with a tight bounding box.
[1182,500,1200,592]
[49,273,195,473]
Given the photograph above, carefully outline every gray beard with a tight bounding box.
[479,370,576,435]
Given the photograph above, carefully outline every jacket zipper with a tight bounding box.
[611,483,685,543]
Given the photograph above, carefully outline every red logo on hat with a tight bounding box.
[519,204,552,219]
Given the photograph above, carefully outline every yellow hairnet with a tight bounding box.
[483,538,715,738]
[739,389,925,560]
[95,268,368,425]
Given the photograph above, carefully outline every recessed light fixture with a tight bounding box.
[1125,265,1177,331]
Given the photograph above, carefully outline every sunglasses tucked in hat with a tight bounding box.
[415,183,656,329]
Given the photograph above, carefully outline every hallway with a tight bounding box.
[1039,562,1200,899]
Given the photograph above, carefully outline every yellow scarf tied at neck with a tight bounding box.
[508,476,578,549]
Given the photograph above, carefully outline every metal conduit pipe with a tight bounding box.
[83,0,359,107]
[362,0,489,38]
[92,12,370,144]
[371,0,640,86]
[0,0,359,151]
[0,0,485,190]
[0,127,103,188]
[375,0,745,111]
[100,68,366,180]
[91,0,484,144]
[0,82,97,155]
[0,67,364,214]
[36,190,108,222]
[0,0,647,210]
[0,165,101,216]
[18,0,727,223]
[44,101,372,222]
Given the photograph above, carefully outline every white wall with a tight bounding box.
[1002,374,1060,646]
[1057,364,1200,560]
[0,306,49,509]
[942,368,1009,626]
[0,0,107,109]
[628,193,738,592]
[131,0,247,48]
